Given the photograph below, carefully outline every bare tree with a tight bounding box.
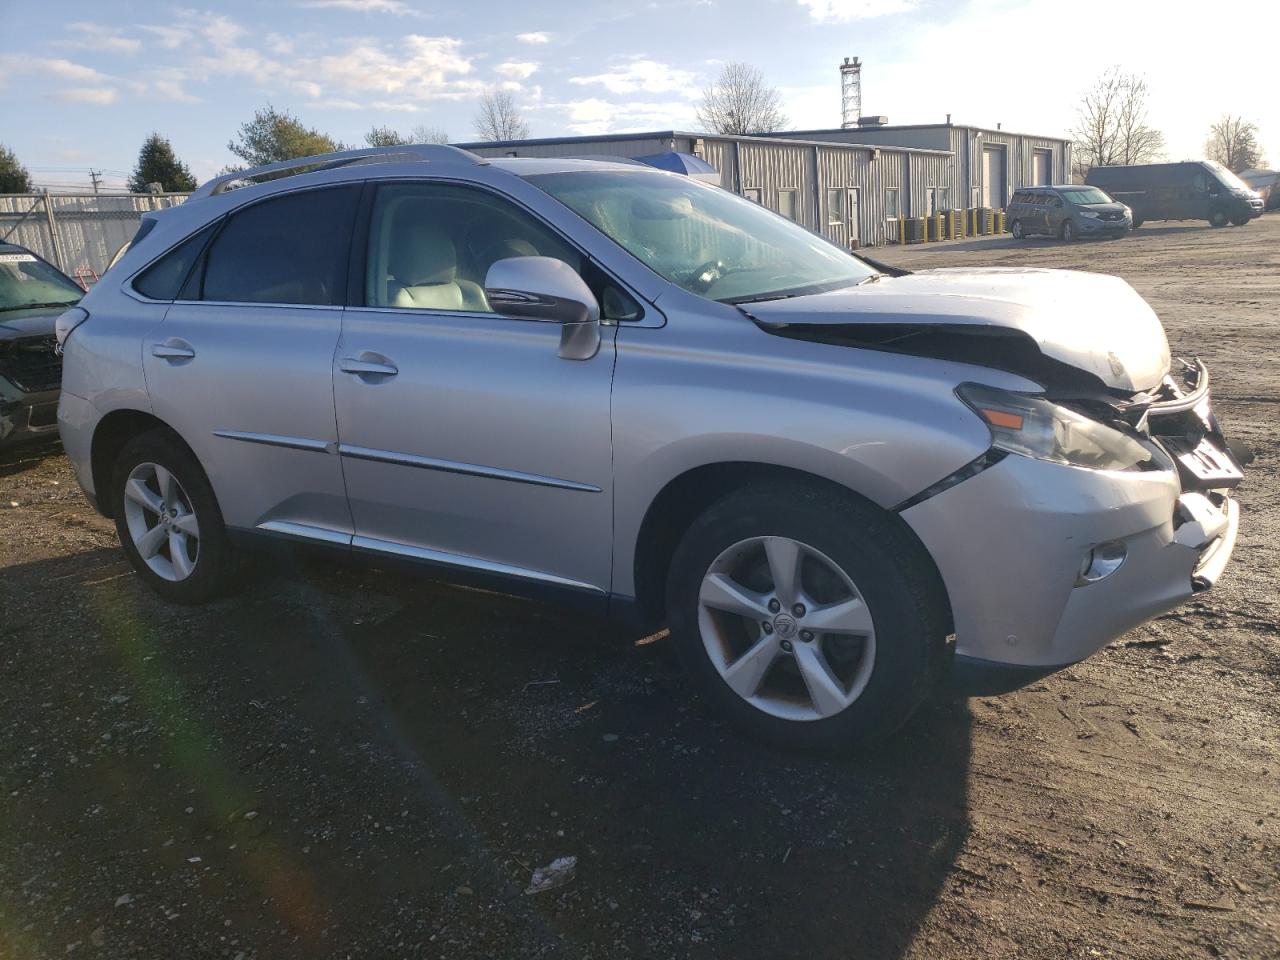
[365,125,409,147]
[697,62,787,135]
[409,124,451,145]
[1205,115,1263,173]
[1071,68,1165,177]
[365,124,451,147]
[474,90,529,141]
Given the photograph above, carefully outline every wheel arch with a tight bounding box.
[90,409,196,518]
[628,461,954,636]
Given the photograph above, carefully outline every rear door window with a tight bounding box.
[196,186,359,305]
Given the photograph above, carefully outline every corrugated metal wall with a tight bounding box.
[0,193,187,281]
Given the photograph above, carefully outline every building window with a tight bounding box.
[777,189,798,220]
[884,187,900,220]
[743,187,761,204]
[826,188,845,226]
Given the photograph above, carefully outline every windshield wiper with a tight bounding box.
[0,301,79,313]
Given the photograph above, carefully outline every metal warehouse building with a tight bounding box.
[459,121,1072,249]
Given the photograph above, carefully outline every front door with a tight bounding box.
[847,188,861,246]
[143,185,359,537]
[333,180,617,596]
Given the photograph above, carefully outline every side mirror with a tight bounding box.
[485,256,601,360]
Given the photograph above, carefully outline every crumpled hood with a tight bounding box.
[746,267,1170,392]
[0,309,60,342]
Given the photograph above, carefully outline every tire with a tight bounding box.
[110,428,238,604]
[1209,208,1229,228]
[1060,220,1076,242]
[666,482,947,754]
[1131,218,1143,230]
[1230,215,1250,227]
[1010,219,1025,240]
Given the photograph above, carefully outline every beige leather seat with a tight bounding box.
[387,221,488,312]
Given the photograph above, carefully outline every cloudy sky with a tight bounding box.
[2,0,1275,190]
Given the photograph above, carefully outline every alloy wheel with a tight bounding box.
[121,461,200,582]
[697,536,877,722]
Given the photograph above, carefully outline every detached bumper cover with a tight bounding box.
[902,453,1240,677]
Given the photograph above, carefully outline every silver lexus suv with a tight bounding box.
[56,145,1244,752]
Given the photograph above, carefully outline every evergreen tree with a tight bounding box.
[128,133,197,193]
[227,106,344,167]
[0,144,33,193]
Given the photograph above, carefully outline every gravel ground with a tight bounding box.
[1,217,1277,960]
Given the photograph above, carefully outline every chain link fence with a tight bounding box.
[0,193,190,285]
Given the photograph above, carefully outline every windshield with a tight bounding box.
[0,251,83,312]
[526,170,876,302]
[1202,160,1252,193]
[1059,187,1112,205]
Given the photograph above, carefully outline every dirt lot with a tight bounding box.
[1,217,1278,960]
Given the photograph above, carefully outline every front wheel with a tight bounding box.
[1010,219,1025,240]
[666,483,946,753]
[1230,214,1250,227]
[111,429,238,604]
[1060,220,1076,242]
[1209,208,1229,227]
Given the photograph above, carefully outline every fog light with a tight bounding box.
[1076,540,1127,585]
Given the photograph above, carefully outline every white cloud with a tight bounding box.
[138,24,191,49]
[555,96,697,135]
[43,57,110,83]
[300,0,416,13]
[495,61,539,81]
[66,22,142,55]
[796,0,917,21]
[570,58,697,96]
[516,31,550,44]
[55,87,119,105]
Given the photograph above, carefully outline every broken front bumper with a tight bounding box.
[901,442,1240,696]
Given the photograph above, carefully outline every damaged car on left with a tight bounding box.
[0,243,82,447]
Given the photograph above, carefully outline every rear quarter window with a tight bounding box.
[132,224,216,301]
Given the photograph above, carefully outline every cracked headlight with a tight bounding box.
[957,383,1152,470]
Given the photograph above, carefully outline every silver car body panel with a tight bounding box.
[57,148,1241,688]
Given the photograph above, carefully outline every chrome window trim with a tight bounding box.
[337,443,602,492]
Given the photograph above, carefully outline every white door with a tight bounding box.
[982,147,1006,208]
[847,188,860,246]
[1033,150,1052,186]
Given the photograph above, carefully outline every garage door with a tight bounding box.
[982,147,1006,208]
[1033,149,1052,185]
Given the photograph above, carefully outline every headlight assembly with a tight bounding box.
[957,383,1152,471]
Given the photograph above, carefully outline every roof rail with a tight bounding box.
[189,144,484,201]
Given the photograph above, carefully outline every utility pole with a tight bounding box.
[89,169,102,195]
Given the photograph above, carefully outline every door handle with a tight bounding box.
[151,341,195,361]
[339,355,398,378]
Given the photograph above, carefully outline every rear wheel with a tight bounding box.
[1230,214,1250,227]
[1010,219,1025,240]
[1209,208,1229,227]
[666,482,946,753]
[111,430,238,604]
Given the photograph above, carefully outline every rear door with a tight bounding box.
[332,179,618,598]
[142,185,358,538]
